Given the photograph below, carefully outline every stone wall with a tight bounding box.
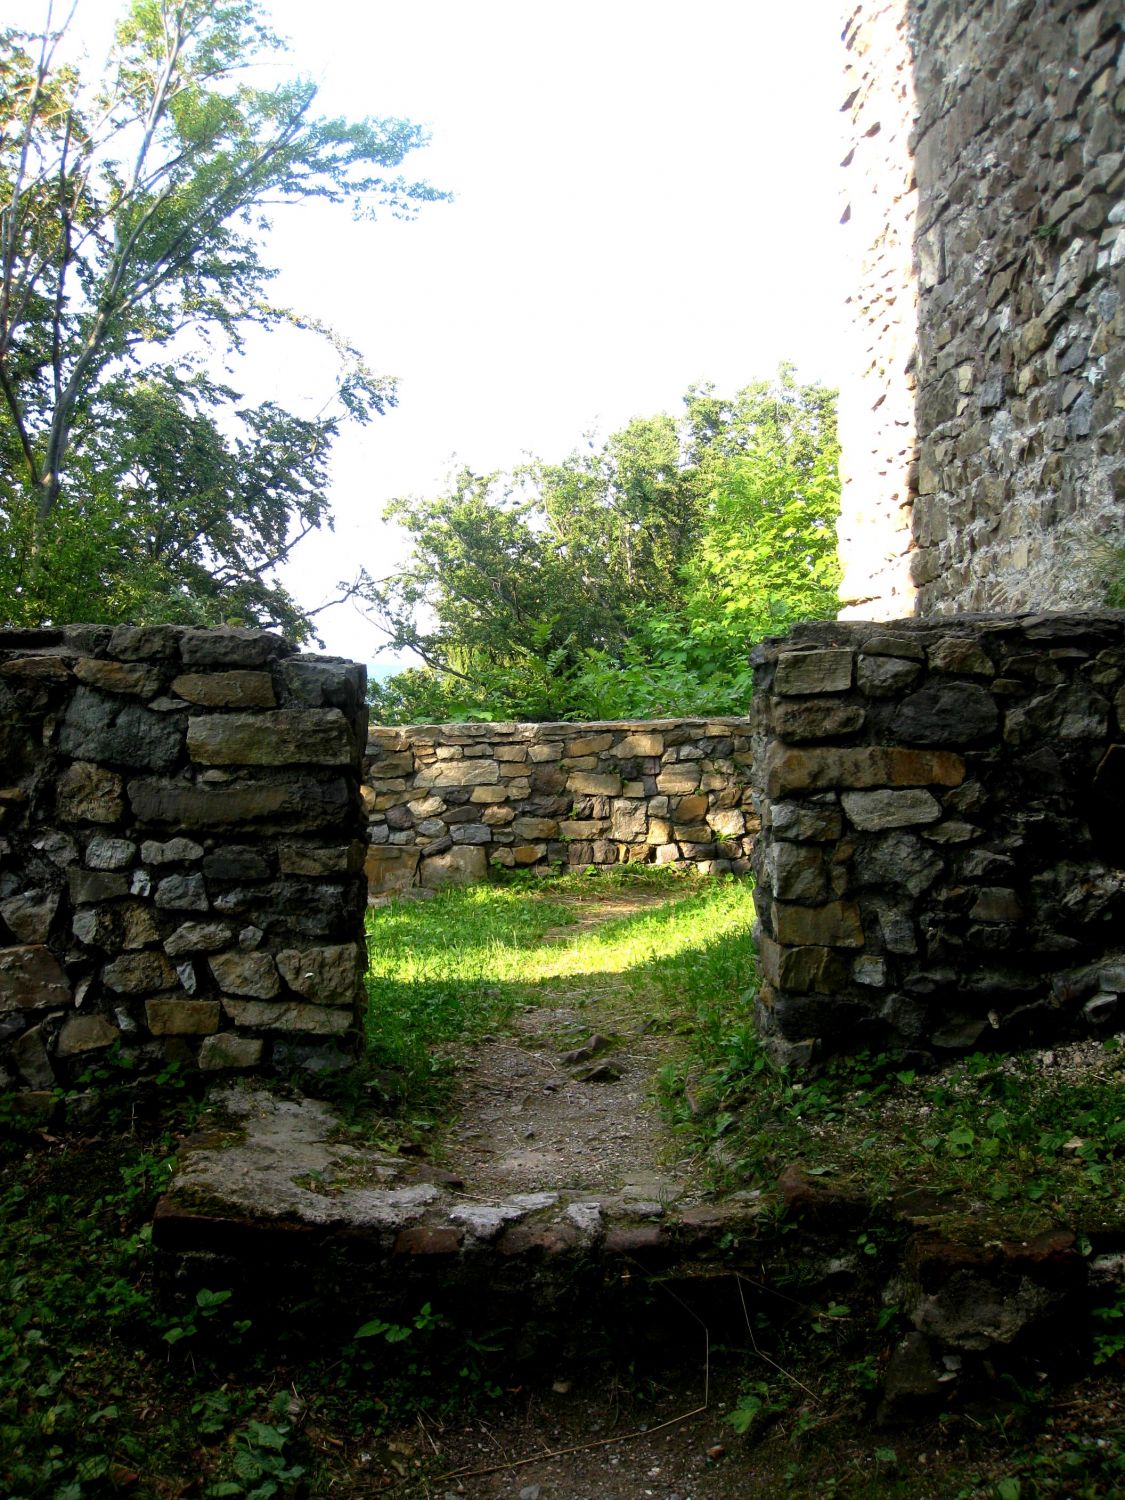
[363,719,755,892]
[838,0,1124,619]
[750,611,1125,1068]
[0,626,369,1096]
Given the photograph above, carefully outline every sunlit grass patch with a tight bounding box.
[363,874,758,1103]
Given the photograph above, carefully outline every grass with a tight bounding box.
[2,874,1123,1498]
[363,865,757,1105]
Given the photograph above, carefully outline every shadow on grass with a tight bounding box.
[362,877,759,1104]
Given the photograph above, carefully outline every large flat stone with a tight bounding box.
[187,709,355,766]
[766,746,965,797]
[128,776,353,830]
[275,945,360,1006]
[0,945,72,1011]
[774,649,854,695]
[170,671,276,707]
[771,900,864,948]
[221,998,352,1034]
[59,688,183,770]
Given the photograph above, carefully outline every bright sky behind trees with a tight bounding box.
[8,0,850,665]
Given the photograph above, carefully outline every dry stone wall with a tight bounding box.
[0,626,369,1097]
[838,0,1124,618]
[363,720,755,892]
[750,611,1125,1068]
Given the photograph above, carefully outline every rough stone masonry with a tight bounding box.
[751,611,1125,1067]
[0,626,369,1096]
[837,0,1124,619]
[363,718,756,893]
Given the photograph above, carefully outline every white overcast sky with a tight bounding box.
[14,0,851,666]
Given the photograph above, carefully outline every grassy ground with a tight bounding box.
[1,872,1123,1498]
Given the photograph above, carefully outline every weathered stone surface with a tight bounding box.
[141,837,204,864]
[771,901,864,948]
[198,1033,264,1069]
[767,745,965,797]
[85,834,136,869]
[928,639,994,676]
[187,709,354,766]
[511,817,559,839]
[129,776,352,830]
[68,867,129,903]
[568,733,615,756]
[413,760,500,789]
[11,1024,55,1088]
[766,842,827,903]
[275,945,359,1007]
[773,698,866,740]
[854,834,943,897]
[0,945,72,1010]
[145,999,221,1035]
[419,847,488,888]
[102,951,178,994]
[656,766,701,793]
[771,798,843,842]
[56,1014,119,1055]
[279,656,366,710]
[614,732,664,756]
[108,625,179,661]
[154,874,208,911]
[179,627,291,668]
[170,671,276,707]
[74,659,163,696]
[60,688,183,770]
[164,922,234,957]
[894,683,1000,746]
[1,890,59,943]
[841,789,941,830]
[209,951,280,998]
[278,841,362,876]
[364,847,420,893]
[567,772,622,796]
[857,655,923,698]
[774,649,854,696]
[56,762,124,823]
[221,998,351,1034]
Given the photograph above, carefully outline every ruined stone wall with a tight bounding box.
[838,0,1124,618]
[363,719,755,892]
[0,626,369,1097]
[750,612,1125,1068]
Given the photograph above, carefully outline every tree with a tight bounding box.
[0,0,445,634]
[365,368,841,722]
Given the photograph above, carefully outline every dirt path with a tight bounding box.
[440,891,706,1209]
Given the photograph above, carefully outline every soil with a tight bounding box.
[441,890,704,1207]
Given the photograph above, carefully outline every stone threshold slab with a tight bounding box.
[153,1083,765,1315]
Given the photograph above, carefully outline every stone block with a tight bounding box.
[0,945,71,1010]
[857,655,923,697]
[469,784,510,804]
[155,874,208,910]
[202,847,270,880]
[928,638,995,676]
[128,776,353,830]
[413,760,500,789]
[771,797,843,842]
[614,732,664,756]
[1,890,59,944]
[179,627,290,668]
[513,843,546,865]
[567,772,622,796]
[170,671,276,707]
[198,1033,264,1069]
[11,1024,55,1088]
[893,682,999,746]
[85,835,136,869]
[60,688,183,770]
[970,887,1024,922]
[0,655,70,681]
[609,802,647,841]
[855,833,943,897]
[278,842,363,876]
[559,820,609,839]
[141,837,204,864]
[771,900,864,948]
[164,921,233,957]
[774,649,854,696]
[68,868,129,903]
[187,709,355,766]
[103,951,178,994]
[528,743,563,761]
[766,746,965,797]
[450,823,492,844]
[280,657,366,711]
[56,1014,120,1055]
[708,809,745,838]
[860,634,925,660]
[773,699,867,739]
[209,950,280,998]
[276,945,362,1006]
[108,625,179,660]
[511,817,559,839]
[145,999,221,1035]
[841,789,942,830]
[364,847,420,894]
[56,762,124,823]
[675,793,708,820]
[767,843,827,902]
[567,733,614,756]
[656,766,701,793]
[220,998,352,1033]
[74,659,163,696]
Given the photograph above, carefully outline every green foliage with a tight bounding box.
[365,366,841,721]
[0,0,444,637]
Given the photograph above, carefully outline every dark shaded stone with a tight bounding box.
[893,682,999,746]
[60,688,183,770]
[179,627,293,668]
[128,776,353,830]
